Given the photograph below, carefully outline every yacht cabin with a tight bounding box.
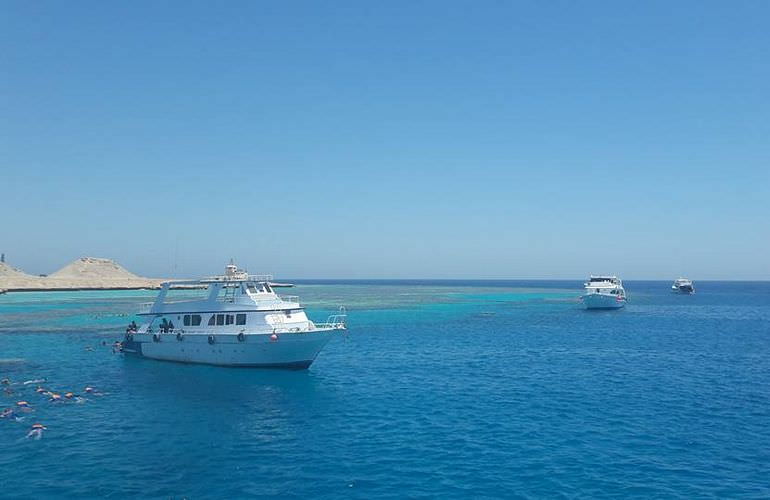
[137,272,311,335]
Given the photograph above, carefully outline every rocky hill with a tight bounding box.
[0,257,166,291]
[49,257,142,280]
[0,262,36,279]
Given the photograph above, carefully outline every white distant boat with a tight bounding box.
[120,263,346,369]
[672,278,695,294]
[580,276,627,309]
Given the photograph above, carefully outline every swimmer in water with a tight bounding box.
[1,378,10,386]
[49,393,62,402]
[35,386,45,394]
[26,423,46,440]
[2,407,24,422]
[16,401,32,412]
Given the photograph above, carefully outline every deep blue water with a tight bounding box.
[1,281,769,498]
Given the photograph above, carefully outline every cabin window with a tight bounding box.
[264,283,272,293]
[225,314,234,325]
[183,315,191,326]
[284,310,292,318]
[191,315,202,326]
[247,284,257,293]
[236,314,246,325]
[208,315,216,326]
[216,314,225,326]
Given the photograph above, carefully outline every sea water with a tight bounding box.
[0,281,768,498]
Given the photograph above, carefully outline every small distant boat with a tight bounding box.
[120,262,346,369]
[672,278,695,294]
[580,276,627,309]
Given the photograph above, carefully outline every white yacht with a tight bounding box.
[672,278,695,294]
[581,276,627,309]
[120,263,346,369]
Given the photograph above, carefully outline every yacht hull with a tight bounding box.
[122,330,336,369]
[672,286,694,294]
[581,293,626,310]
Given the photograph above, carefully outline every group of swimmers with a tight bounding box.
[1,376,105,440]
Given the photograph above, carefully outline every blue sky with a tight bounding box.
[2,1,768,279]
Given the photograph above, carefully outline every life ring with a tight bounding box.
[176,332,184,341]
[208,335,215,345]
[237,332,245,342]
[153,333,160,343]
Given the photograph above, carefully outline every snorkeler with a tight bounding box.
[16,401,32,412]
[26,423,46,440]
[83,386,106,396]
[0,408,14,419]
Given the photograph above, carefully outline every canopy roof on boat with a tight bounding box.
[161,276,295,288]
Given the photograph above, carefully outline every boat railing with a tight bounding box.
[140,299,205,312]
[315,313,347,330]
[315,307,347,329]
[202,273,273,283]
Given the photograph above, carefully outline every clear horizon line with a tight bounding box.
[277,277,770,282]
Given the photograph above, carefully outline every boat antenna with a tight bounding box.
[173,236,179,278]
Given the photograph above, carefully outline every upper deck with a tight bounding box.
[139,264,300,315]
[584,275,623,289]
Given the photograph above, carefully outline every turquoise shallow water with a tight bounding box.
[0,280,769,498]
